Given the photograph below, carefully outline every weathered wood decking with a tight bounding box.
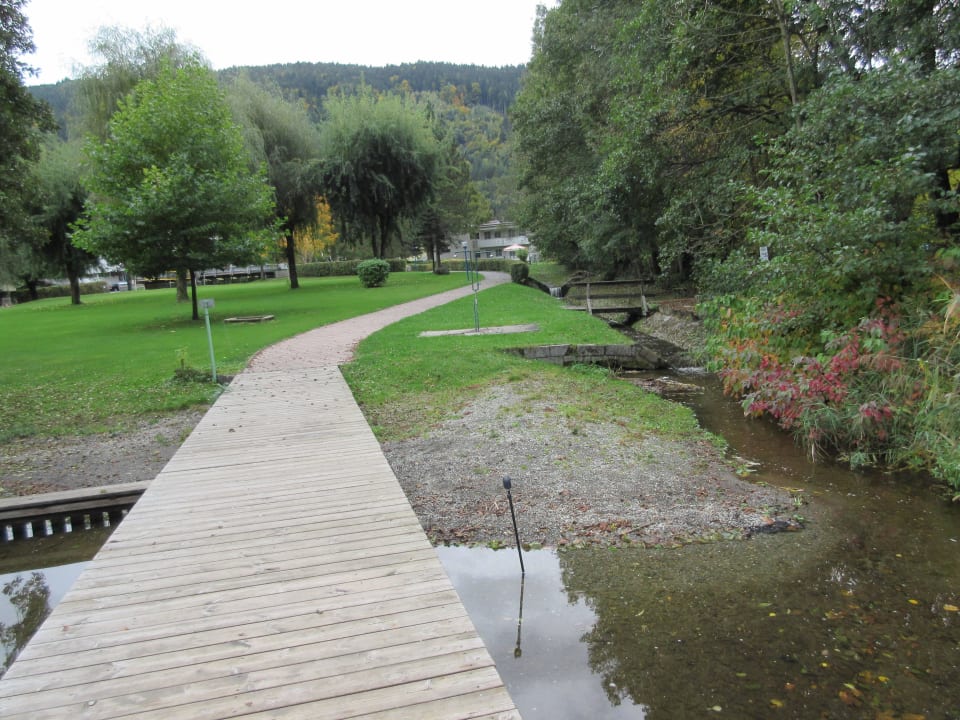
[0,367,520,719]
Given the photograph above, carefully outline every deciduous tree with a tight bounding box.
[75,61,277,320]
[0,0,55,288]
[227,77,323,288]
[29,137,97,305]
[318,88,440,258]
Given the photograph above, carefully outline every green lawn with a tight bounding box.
[0,273,467,440]
[341,282,704,443]
[2,274,705,450]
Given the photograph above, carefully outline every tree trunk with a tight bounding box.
[176,267,189,302]
[772,0,800,130]
[285,232,300,289]
[67,265,81,305]
[190,268,199,321]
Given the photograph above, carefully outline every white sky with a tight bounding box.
[23,0,554,86]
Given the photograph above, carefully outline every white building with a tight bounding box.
[445,220,538,262]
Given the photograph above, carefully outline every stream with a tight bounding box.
[438,371,960,719]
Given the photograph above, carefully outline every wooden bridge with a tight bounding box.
[0,366,520,719]
[562,279,654,320]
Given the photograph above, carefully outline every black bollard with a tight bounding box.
[502,476,525,575]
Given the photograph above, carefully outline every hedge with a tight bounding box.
[441,258,515,273]
[12,281,108,303]
[299,258,407,277]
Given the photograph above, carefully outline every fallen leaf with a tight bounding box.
[908,598,920,605]
[839,690,862,707]
[769,698,784,708]
[943,604,959,612]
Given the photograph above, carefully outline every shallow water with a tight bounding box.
[438,373,960,719]
[0,528,113,675]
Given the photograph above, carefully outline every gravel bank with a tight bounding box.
[383,378,795,548]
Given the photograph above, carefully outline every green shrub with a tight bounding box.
[357,258,391,288]
[510,262,530,284]
[516,248,528,263]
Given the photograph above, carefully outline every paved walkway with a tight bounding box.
[0,272,520,719]
[249,273,510,370]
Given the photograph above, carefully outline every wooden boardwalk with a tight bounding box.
[0,367,520,719]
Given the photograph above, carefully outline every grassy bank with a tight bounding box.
[0,273,467,441]
[342,283,706,443]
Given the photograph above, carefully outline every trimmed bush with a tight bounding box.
[510,262,530,284]
[357,258,391,288]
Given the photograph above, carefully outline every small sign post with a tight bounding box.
[200,298,217,382]
[462,241,481,332]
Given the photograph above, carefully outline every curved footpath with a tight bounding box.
[0,272,521,720]
[249,272,511,371]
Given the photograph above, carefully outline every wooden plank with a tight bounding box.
[0,365,519,719]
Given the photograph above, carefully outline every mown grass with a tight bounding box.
[0,273,467,441]
[341,283,705,443]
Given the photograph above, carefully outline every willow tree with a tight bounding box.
[318,88,440,258]
[227,77,323,289]
[75,61,277,320]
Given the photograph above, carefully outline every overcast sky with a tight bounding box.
[23,0,554,86]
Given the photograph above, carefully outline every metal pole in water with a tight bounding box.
[503,476,525,575]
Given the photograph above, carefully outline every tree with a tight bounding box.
[318,87,440,258]
[72,25,205,302]
[0,0,55,288]
[294,196,339,263]
[30,136,97,305]
[72,25,201,140]
[227,76,323,289]
[74,61,277,320]
[416,133,490,270]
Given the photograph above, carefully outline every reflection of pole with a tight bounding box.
[514,574,525,658]
[502,476,525,575]
[462,241,481,331]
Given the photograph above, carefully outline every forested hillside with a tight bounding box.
[514,1,959,490]
[29,61,522,216]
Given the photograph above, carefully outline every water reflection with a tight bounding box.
[0,528,111,676]
[437,546,649,719]
[441,531,960,719]
[438,374,960,719]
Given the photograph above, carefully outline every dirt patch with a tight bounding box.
[383,381,796,548]
[0,411,205,497]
